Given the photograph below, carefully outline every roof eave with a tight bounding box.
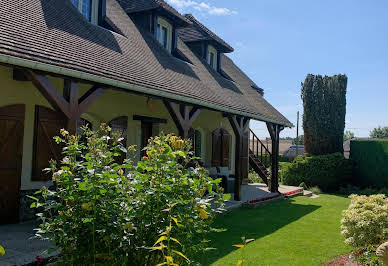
[0,53,293,128]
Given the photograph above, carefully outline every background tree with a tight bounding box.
[301,74,347,155]
[343,130,355,142]
[370,126,388,139]
[292,135,304,145]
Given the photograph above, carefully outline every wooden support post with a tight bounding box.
[266,123,284,193]
[228,115,250,201]
[164,101,201,139]
[26,70,105,134]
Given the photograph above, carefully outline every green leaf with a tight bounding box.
[222,194,231,201]
[82,218,94,223]
[0,245,5,256]
[171,217,179,226]
[170,237,181,246]
[27,195,39,202]
[30,202,36,208]
[153,236,167,246]
[172,250,190,262]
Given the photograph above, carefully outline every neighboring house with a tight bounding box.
[0,0,292,224]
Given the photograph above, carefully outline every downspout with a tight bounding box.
[0,53,293,127]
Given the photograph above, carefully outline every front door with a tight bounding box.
[0,105,25,224]
[141,122,153,157]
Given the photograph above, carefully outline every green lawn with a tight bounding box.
[197,194,351,266]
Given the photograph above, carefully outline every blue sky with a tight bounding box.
[167,0,388,138]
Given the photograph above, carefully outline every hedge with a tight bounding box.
[280,153,353,192]
[350,139,388,188]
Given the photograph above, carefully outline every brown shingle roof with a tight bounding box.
[117,0,191,26]
[178,14,234,53]
[0,0,292,127]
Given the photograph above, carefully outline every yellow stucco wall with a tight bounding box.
[0,65,238,190]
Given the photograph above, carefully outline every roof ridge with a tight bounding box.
[183,13,233,52]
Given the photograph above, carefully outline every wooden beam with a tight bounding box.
[13,68,30,81]
[27,70,104,134]
[266,123,284,193]
[228,115,250,201]
[78,86,104,116]
[26,70,71,117]
[164,101,201,139]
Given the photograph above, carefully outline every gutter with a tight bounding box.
[0,53,293,127]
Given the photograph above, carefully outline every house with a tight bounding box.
[0,0,292,224]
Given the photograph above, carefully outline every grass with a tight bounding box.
[196,194,351,266]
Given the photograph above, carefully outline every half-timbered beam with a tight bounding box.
[228,115,250,201]
[266,123,285,193]
[26,70,105,134]
[164,101,201,139]
[26,70,71,117]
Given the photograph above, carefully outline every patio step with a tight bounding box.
[244,193,285,208]
[283,188,304,198]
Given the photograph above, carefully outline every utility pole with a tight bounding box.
[296,111,299,156]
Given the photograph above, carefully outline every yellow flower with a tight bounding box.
[199,209,209,220]
[81,202,93,211]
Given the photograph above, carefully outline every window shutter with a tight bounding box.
[221,130,231,167]
[32,106,66,181]
[212,129,221,166]
[194,130,202,158]
[241,131,249,183]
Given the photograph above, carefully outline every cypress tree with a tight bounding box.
[301,74,347,155]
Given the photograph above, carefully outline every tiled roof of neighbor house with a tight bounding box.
[117,0,191,26]
[0,0,292,127]
[178,14,234,53]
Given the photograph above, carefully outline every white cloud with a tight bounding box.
[208,7,237,15]
[166,0,237,16]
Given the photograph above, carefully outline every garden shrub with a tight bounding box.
[338,185,388,196]
[301,74,347,155]
[341,194,388,249]
[30,125,226,265]
[280,153,353,192]
[350,139,388,188]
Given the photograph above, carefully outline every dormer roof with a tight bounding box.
[178,14,234,53]
[117,0,191,27]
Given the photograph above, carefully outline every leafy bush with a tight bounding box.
[350,139,388,188]
[280,153,353,192]
[30,125,226,265]
[370,126,388,139]
[341,194,388,248]
[309,186,321,195]
[338,185,388,196]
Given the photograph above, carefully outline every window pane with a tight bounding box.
[70,0,79,8]
[162,27,168,48]
[210,52,214,68]
[81,0,92,21]
[156,24,161,41]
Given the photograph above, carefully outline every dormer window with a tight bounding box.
[70,0,99,24]
[207,44,218,70]
[155,17,173,53]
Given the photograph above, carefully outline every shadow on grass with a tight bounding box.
[196,198,321,265]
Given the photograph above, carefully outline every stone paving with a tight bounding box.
[0,221,53,266]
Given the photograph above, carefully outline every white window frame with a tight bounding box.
[156,17,173,53]
[207,44,218,70]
